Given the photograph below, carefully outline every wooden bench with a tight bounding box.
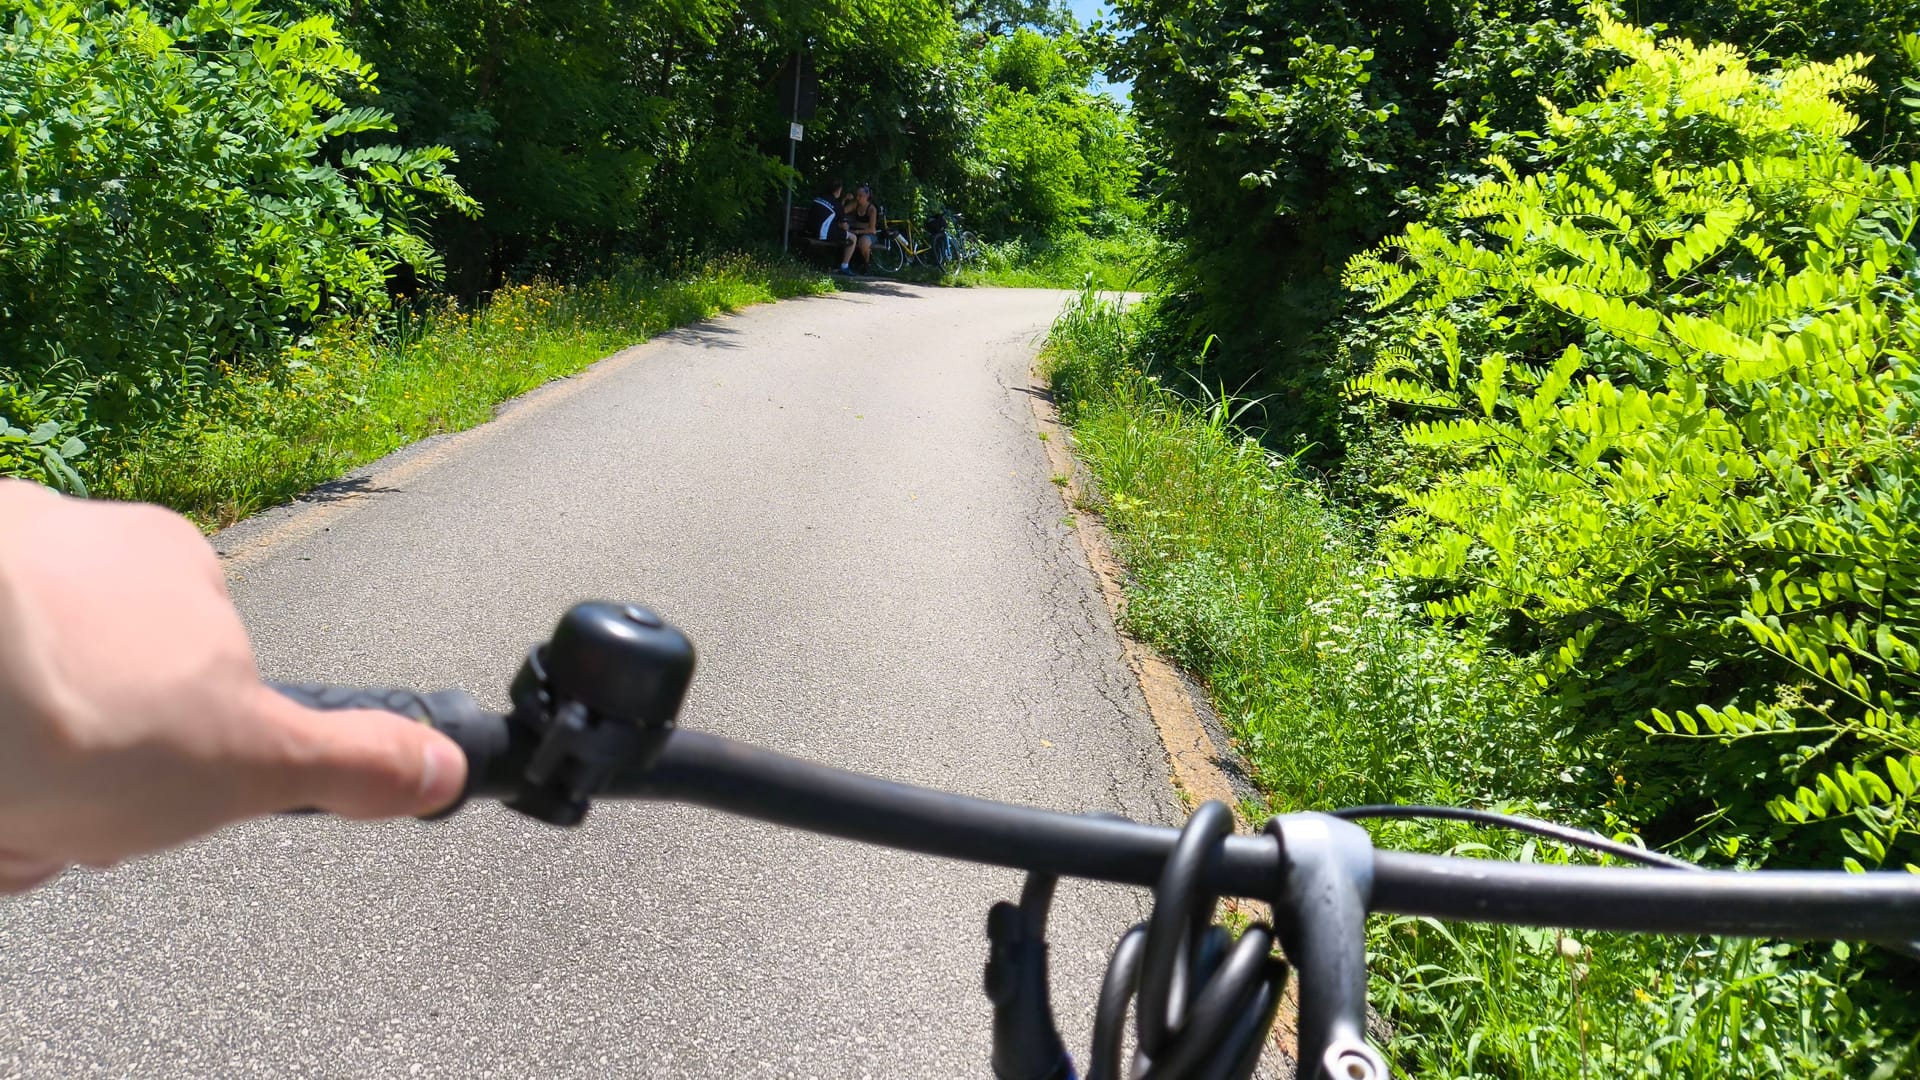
[786,204,843,264]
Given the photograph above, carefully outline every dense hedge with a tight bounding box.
[1105,0,1920,457]
[0,0,472,486]
[1055,9,1920,1074]
[1346,13,1919,874]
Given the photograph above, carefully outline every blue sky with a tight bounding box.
[1066,0,1131,101]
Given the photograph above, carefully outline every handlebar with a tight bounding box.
[273,602,1920,1080]
[270,672,1920,941]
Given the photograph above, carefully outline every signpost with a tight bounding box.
[778,51,818,254]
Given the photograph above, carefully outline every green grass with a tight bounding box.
[964,229,1159,290]
[1039,289,1918,1079]
[90,255,830,527]
[800,227,1156,291]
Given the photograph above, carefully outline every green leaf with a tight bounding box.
[1889,756,1917,797]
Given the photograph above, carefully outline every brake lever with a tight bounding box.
[986,874,1074,1080]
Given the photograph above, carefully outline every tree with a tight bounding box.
[955,0,1070,38]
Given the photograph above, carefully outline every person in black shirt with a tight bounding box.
[808,180,848,248]
[839,184,879,274]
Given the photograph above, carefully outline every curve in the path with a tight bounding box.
[0,284,1184,1079]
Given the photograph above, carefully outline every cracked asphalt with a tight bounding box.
[0,284,1185,1078]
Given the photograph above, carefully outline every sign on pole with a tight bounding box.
[779,48,815,254]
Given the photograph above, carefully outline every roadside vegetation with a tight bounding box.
[1045,9,1920,1075]
[96,259,828,527]
[967,228,1158,291]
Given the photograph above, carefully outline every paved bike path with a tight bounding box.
[0,284,1183,1078]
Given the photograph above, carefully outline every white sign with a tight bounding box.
[789,122,804,142]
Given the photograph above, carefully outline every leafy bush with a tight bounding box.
[967,228,1159,290]
[1103,0,1611,455]
[968,30,1143,239]
[1045,287,1920,1080]
[1102,0,1916,459]
[0,0,472,450]
[1044,290,1547,810]
[0,382,85,493]
[1347,15,1920,870]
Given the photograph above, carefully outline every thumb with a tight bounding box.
[0,851,66,895]
[259,687,468,819]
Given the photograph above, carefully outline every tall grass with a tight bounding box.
[90,255,829,526]
[1039,289,1917,1079]
[966,229,1159,291]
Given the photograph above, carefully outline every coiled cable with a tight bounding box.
[1084,801,1289,1080]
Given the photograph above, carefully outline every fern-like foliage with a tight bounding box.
[1345,11,1920,870]
[0,0,475,449]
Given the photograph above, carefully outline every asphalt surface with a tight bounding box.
[0,284,1185,1078]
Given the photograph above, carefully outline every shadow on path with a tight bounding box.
[296,475,398,504]
[841,279,929,299]
[665,321,746,350]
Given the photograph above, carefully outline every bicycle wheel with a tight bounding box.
[955,231,980,269]
[870,233,906,274]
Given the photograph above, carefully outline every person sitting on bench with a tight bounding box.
[808,180,848,251]
[839,184,879,274]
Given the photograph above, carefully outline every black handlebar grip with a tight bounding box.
[271,683,516,813]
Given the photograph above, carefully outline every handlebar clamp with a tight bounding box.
[503,602,697,825]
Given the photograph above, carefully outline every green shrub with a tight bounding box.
[969,30,1143,240]
[1045,289,1546,811]
[0,0,472,451]
[0,380,86,493]
[970,229,1159,291]
[1102,0,1918,460]
[1103,0,1613,455]
[1347,14,1920,870]
[1044,287,1919,1080]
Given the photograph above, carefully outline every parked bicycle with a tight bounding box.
[933,210,981,272]
[871,208,980,274]
[278,602,1920,1080]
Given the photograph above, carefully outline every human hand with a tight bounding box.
[0,480,466,893]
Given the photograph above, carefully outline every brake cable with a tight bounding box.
[1332,804,1920,961]
[1330,804,1700,871]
